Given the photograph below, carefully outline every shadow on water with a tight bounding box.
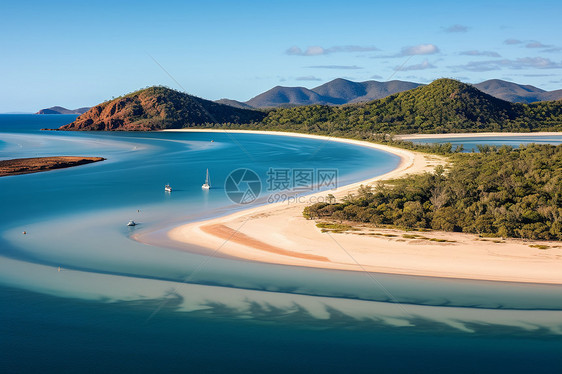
[2,285,562,374]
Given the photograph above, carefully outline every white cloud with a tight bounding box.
[398,60,436,71]
[452,57,562,72]
[444,24,468,33]
[286,45,378,56]
[515,57,562,68]
[295,76,322,81]
[520,73,556,77]
[526,41,551,48]
[307,65,364,70]
[286,46,325,56]
[460,50,501,57]
[329,45,379,53]
[503,39,558,51]
[286,46,304,55]
[400,44,440,56]
[305,46,326,56]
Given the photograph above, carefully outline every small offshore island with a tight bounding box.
[0,156,105,177]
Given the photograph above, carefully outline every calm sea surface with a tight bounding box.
[1,115,561,373]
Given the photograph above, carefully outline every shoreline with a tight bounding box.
[159,128,431,212]
[138,130,562,285]
[397,131,562,140]
[162,128,424,194]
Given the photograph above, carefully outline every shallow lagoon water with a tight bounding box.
[410,134,562,151]
[1,115,561,373]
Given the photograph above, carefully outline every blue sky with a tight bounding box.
[1,0,561,112]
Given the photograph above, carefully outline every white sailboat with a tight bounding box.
[202,169,211,190]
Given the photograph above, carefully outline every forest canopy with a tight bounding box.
[304,144,562,240]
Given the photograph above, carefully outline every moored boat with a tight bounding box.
[202,169,211,190]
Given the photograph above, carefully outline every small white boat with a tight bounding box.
[202,169,211,190]
[165,184,172,192]
[127,220,136,226]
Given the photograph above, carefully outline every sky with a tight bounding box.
[1,0,561,112]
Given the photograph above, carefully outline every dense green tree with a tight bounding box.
[306,144,562,240]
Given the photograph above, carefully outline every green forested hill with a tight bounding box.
[215,79,562,135]
[304,144,562,240]
[60,86,266,131]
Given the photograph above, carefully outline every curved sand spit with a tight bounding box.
[138,130,562,284]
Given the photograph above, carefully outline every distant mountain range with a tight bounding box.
[36,106,90,115]
[472,79,562,104]
[57,79,562,133]
[215,78,562,108]
[40,79,562,114]
[213,99,254,109]
[217,79,422,108]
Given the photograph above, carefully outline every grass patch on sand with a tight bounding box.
[317,222,353,230]
[317,222,357,233]
[402,234,423,239]
[529,244,550,250]
[401,233,456,243]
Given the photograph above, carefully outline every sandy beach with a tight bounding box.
[142,130,562,284]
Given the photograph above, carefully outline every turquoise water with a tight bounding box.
[1,116,562,373]
[410,134,562,151]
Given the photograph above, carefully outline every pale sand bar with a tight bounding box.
[143,130,562,284]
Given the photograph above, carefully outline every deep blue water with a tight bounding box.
[3,286,561,374]
[1,116,562,373]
